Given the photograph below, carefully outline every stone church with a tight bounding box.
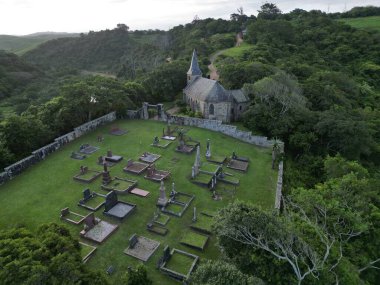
[183,50,249,123]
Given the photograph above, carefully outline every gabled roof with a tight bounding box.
[187,49,202,76]
[184,77,231,103]
[229,90,250,103]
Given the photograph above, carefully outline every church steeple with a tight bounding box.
[187,49,202,83]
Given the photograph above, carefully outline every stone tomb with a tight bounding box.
[159,182,195,217]
[80,212,118,244]
[216,167,240,185]
[79,242,97,263]
[73,166,102,183]
[123,159,149,175]
[139,152,161,164]
[129,188,150,197]
[104,150,123,163]
[60,207,89,225]
[101,176,138,195]
[175,133,199,154]
[151,136,171,148]
[146,223,168,236]
[70,151,86,160]
[97,156,115,167]
[144,164,170,182]
[78,188,106,211]
[227,158,249,172]
[79,144,99,155]
[161,125,177,141]
[158,246,199,282]
[109,126,128,136]
[103,191,136,220]
[124,233,160,262]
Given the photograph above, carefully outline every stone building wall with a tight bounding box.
[0,112,116,185]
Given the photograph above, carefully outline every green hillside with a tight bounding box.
[339,16,380,32]
[0,33,79,55]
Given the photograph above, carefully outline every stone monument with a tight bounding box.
[157,181,168,207]
[205,139,211,159]
[193,145,201,175]
[102,162,112,185]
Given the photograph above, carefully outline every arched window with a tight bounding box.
[209,104,214,115]
[239,105,242,111]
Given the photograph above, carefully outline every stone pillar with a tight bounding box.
[157,180,168,207]
[194,145,201,174]
[205,139,211,159]
[142,102,149,120]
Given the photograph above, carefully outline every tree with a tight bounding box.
[122,264,152,285]
[191,260,264,285]
[0,223,108,285]
[257,3,282,20]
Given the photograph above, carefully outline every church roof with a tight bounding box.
[184,77,231,103]
[229,89,250,103]
[187,49,202,76]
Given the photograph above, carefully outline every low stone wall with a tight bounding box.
[0,112,116,185]
[165,115,275,148]
[275,161,283,210]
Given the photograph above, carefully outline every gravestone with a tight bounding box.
[129,234,138,249]
[194,146,200,175]
[83,213,97,230]
[104,191,118,212]
[191,166,196,179]
[192,207,197,222]
[61,207,70,217]
[170,182,177,198]
[205,139,211,158]
[107,150,113,157]
[153,136,159,145]
[83,188,91,201]
[102,162,112,185]
[157,181,168,207]
[98,156,104,164]
[163,245,171,263]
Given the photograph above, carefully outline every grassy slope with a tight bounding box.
[339,16,380,32]
[0,33,79,55]
[0,119,277,284]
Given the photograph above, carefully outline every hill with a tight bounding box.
[22,28,170,77]
[0,32,79,55]
[339,16,380,32]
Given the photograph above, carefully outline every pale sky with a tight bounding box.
[0,0,379,35]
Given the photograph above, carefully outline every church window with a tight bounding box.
[209,104,214,115]
[239,105,242,111]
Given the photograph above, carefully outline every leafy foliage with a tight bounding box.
[0,223,108,285]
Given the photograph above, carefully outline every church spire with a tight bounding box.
[187,49,202,82]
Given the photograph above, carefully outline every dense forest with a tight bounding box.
[0,4,379,285]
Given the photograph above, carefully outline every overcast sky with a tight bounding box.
[0,0,379,35]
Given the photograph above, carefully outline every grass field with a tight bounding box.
[339,16,380,32]
[0,119,277,284]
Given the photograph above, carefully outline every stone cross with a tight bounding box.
[205,139,211,158]
[191,166,196,179]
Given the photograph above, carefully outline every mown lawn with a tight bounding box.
[339,16,380,32]
[0,119,277,284]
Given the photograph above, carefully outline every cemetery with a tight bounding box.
[0,119,278,284]
[151,136,171,148]
[139,152,161,164]
[79,144,99,155]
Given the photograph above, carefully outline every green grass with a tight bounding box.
[83,195,105,209]
[0,119,277,284]
[165,252,196,276]
[200,163,220,174]
[339,16,380,32]
[76,170,100,181]
[80,242,96,259]
[180,231,209,250]
[192,172,213,184]
[221,42,255,59]
[191,214,214,233]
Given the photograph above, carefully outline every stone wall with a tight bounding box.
[0,112,116,185]
[275,161,283,210]
[165,115,275,148]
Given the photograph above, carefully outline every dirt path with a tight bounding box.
[208,49,227,81]
[208,34,244,80]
